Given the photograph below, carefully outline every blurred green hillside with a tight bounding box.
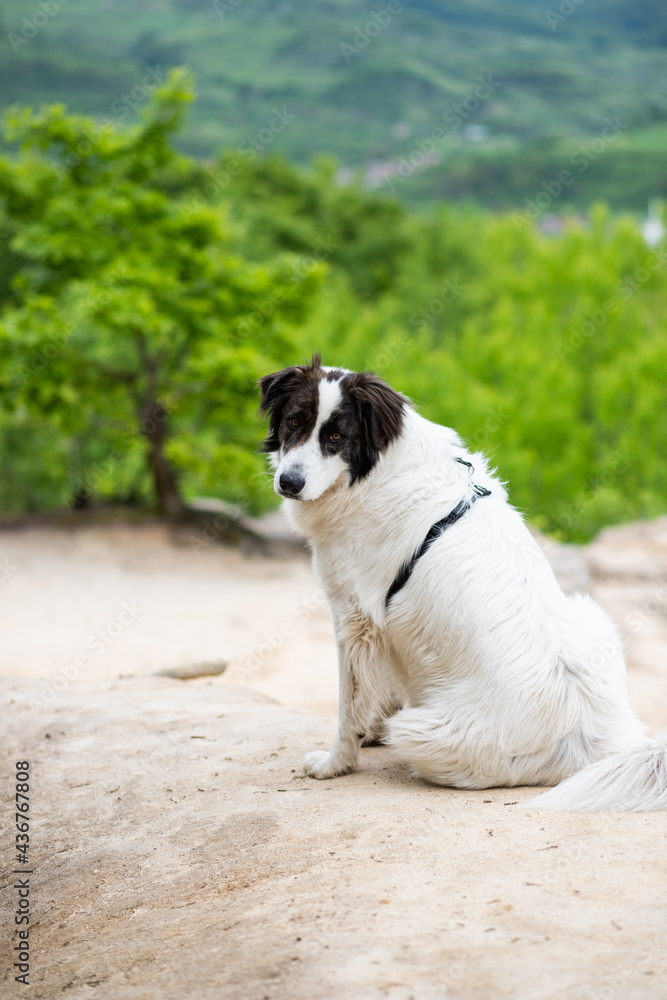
[1,74,666,541]
[1,0,666,211]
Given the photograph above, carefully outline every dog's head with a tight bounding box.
[258,354,406,501]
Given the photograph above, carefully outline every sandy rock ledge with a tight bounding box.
[1,675,666,1000]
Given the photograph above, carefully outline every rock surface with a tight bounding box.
[1,515,667,999]
[1,676,666,1000]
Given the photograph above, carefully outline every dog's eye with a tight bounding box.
[329,432,342,442]
[289,417,300,428]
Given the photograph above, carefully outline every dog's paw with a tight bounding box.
[303,750,352,780]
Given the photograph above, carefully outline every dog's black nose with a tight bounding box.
[279,470,305,498]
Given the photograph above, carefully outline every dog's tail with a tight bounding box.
[528,731,667,811]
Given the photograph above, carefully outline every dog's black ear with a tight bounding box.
[257,354,321,451]
[345,371,406,481]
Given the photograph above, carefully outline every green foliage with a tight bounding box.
[215,154,415,300]
[1,82,666,541]
[0,71,323,516]
[311,206,667,541]
[1,0,667,213]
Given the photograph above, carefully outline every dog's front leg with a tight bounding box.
[304,623,380,779]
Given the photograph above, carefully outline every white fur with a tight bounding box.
[277,404,667,811]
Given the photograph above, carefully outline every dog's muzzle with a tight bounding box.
[278,469,306,499]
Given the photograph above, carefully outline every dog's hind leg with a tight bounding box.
[385,705,488,789]
[304,611,396,779]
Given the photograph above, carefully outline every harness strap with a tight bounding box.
[385,458,491,610]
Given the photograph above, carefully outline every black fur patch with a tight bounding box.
[257,354,322,453]
[323,367,347,382]
[258,357,406,483]
[342,371,406,482]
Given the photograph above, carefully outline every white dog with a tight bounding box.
[259,355,667,810]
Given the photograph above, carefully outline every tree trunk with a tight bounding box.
[140,399,185,520]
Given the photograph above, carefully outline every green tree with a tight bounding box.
[0,70,322,516]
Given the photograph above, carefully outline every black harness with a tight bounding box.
[385,458,491,610]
